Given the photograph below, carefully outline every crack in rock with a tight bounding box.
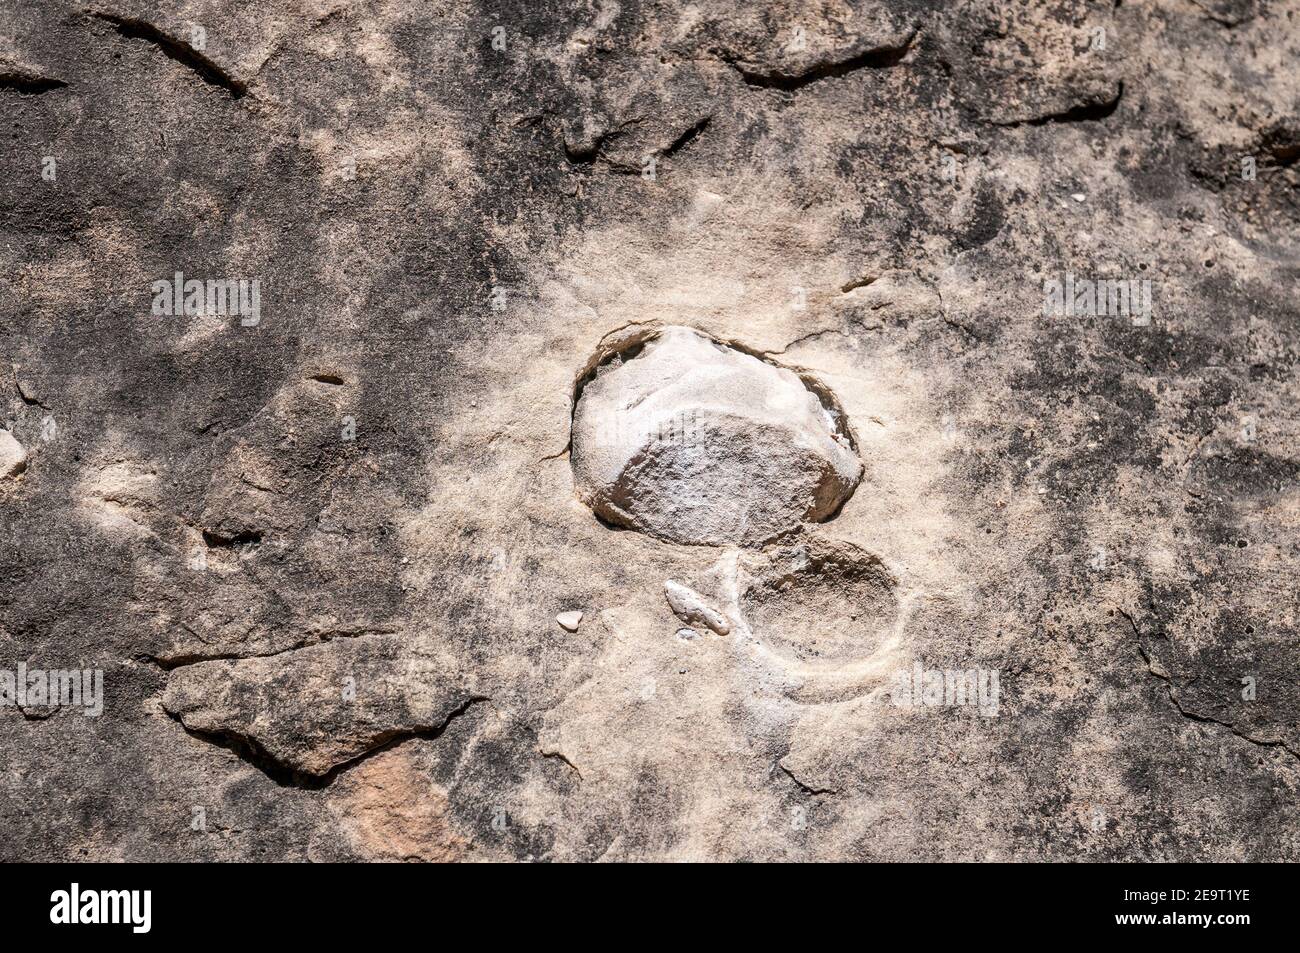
[565,114,711,171]
[723,28,918,91]
[993,82,1124,128]
[143,626,400,670]
[90,11,248,98]
[780,761,838,797]
[539,747,584,781]
[1122,608,1300,762]
[0,70,67,95]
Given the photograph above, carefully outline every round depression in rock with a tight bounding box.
[570,327,862,546]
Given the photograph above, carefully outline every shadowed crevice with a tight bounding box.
[994,83,1124,128]
[660,115,710,158]
[91,12,248,98]
[0,71,67,95]
[165,695,491,789]
[725,29,918,91]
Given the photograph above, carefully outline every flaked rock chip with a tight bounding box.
[571,327,862,546]
[162,636,479,778]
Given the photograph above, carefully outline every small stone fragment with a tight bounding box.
[664,580,731,635]
[556,611,583,632]
[0,430,27,478]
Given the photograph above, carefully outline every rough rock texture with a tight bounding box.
[572,326,862,545]
[2,0,1299,861]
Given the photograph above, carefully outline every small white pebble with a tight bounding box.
[556,611,583,632]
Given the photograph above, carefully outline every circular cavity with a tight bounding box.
[740,536,899,668]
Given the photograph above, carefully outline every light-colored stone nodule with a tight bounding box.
[664,580,731,635]
[0,430,27,478]
[556,610,583,632]
[570,327,862,546]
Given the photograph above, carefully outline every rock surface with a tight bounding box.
[572,327,862,545]
[2,0,1299,862]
